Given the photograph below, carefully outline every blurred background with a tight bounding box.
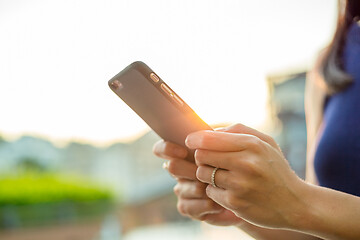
[0,0,337,239]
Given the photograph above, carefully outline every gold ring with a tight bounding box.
[211,167,219,188]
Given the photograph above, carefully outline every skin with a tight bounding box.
[152,49,360,239]
[153,123,360,240]
[153,125,319,240]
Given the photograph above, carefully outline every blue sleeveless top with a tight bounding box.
[314,22,360,197]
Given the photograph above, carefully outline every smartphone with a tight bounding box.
[108,61,212,161]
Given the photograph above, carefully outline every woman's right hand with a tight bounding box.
[153,140,244,226]
[153,138,321,240]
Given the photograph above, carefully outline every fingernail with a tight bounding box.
[185,134,196,148]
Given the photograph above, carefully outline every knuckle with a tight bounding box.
[176,201,187,216]
[173,184,181,196]
[232,123,244,131]
[225,155,238,169]
[244,159,263,177]
[226,192,252,211]
[204,199,217,210]
[246,135,263,151]
[167,160,179,175]
[224,174,250,195]
[238,182,251,196]
[176,201,186,216]
[197,214,207,221]
[161,142,183,158]
[198,132,213,147]
[225,174,241,190]
[258,133,277,148]
[226,193,240,210]
[162,142,174,156]
[153,141,180,159]
[193,181,207,197]
[194,149,206,165]
[265,135,276,146]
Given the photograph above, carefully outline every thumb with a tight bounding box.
[216,123,278,149]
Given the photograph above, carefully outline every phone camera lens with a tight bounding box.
[110,80,123,90]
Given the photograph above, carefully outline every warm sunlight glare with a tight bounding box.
[0,0,336,146]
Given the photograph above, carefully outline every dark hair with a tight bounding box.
[320,0,360,94]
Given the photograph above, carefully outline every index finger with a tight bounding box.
[185,130,263,152]
[216,123,278,149]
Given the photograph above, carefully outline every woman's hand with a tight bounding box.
[186,123,307,230]
[153,140,244,226]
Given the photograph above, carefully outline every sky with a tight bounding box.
[0,0,337,146]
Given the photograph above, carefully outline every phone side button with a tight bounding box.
[161,83,172,95]
[161,83,183,106]
[150,73,160,82]
[173,94,184,106]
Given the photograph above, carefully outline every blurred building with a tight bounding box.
[0,136,62,172]
[0,131,184,236]
[0,72,309,239]
[267,72,307,179]
[0,131,175,204]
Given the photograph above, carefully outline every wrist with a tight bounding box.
[283,177,316,232]
[287,180,360,240]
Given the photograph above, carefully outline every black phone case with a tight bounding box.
[108,61,212,161]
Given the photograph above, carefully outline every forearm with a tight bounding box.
[294,183,360,240]
[237,221,321,240]
[237,181,360,240]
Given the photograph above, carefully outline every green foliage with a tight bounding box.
[16,157,46,172]
[0,173,114,206]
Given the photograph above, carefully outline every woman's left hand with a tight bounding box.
[185,123,307,230]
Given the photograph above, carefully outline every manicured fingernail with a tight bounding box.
[185,134,196,147]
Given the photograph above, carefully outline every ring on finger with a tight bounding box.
[211,167,219,188]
